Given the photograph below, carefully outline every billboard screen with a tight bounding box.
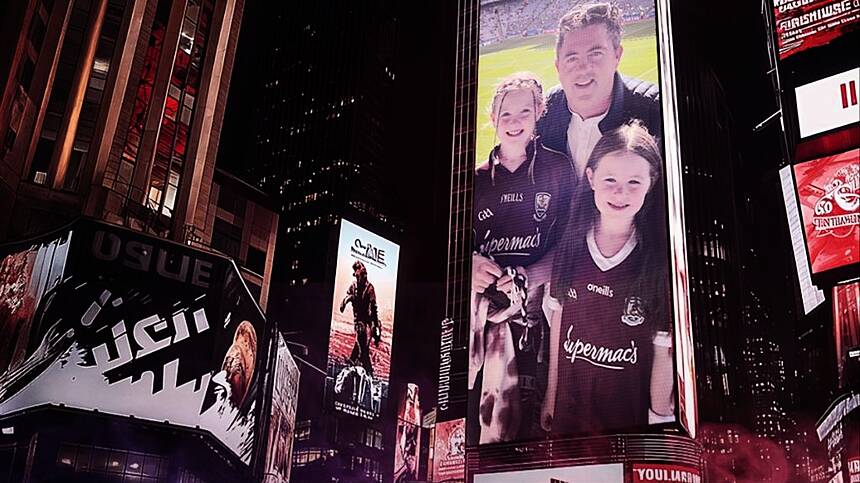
[772,0,860,60]
[833,281,860,389]
[469,0,677,445]
[433,418,465,482]
[0,220,268,464]
[394,383,422,482]
[795,68,860,139]
[474,463,624,483]
[325,219,400,420]
[263,335,300,482]
[631,463,702,483]
[793,149,860,275]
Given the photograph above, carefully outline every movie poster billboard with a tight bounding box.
[433,418,465,482]
[325,219,400,420]
[470,0,680,445]
[0,219,268,464]
[473,463,624,483]
[263,335,300,482]
[833,282,860,389]
[793,149,860,275]
[394,383,422,482]
[772,0,860,60]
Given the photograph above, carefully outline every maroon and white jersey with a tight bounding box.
[553,228,670,435]
[473,139,574,269]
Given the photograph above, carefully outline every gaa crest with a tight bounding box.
[812,163,859,238]
[621,296,645,326]
[534,192,551,222]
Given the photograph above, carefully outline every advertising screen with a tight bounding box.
[793,149,860,275]
[833,281,860,389]
[795,68,860,139]
[325,219,400,420]
[263,335,300,482]
[394,383,422,482]
[631,463,702,483]
[433,418,466,482]
[470,0,677,445]
[0,220,268,464]
[772,0,860,60]
[474,463,624,483]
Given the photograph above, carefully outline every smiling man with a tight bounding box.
[536,3,662,177]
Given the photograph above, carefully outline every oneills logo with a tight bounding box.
[812,163,859,238]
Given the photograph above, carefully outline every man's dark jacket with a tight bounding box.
[536,73,662,155]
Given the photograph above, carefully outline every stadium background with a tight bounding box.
[476,0,658,161]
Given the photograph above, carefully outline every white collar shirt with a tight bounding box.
[567,108,608,177]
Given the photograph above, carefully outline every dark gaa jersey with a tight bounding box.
[553,231,669,436]
[473,139,574,269]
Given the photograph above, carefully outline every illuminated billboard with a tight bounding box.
[394,383,422,482]
[433,418,465,482]
[474,463,624,482]
[795,68,860,138]
[631,463,702,483]
[263,335,301,482]
[833,281,860,389]
[469,0,681,445]
[772,0,860,60]
[793,149,860,275]
[325,219,400,420]
[0,220,268,464]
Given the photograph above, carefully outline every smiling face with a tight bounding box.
[586,150,652,222]
[492,88,538,150]
[555,23,622,119]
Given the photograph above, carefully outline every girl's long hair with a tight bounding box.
[551,120,669,327]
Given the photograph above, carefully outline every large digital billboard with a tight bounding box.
[0,220,268,464]
[469,0,678,445]
[793,149,860,275]
[263,335,300,482]
[394,383,422,482]
[772,0,860,60]
[473,463,624,482]
[833,281,860,389]
[433,418,466,482]
[795,68,860,138]
[325,219,400,420]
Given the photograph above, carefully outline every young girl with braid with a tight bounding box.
[468,72,575,444]
[541,121,675,437]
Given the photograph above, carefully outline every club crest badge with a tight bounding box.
[534,192,551,222]
[812,163,859,238]
[621,296,645,326]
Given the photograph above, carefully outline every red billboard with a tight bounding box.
[325,219,400,420]
[773,0,860,60]
[793,149,860,275]
[433,418,465,482]
[834,281,860,388]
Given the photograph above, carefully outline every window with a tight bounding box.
[56,443,167,482]
[362,428,383,449]
[212,218,242,259]
[295,420,311,441]
[245,246,266,275]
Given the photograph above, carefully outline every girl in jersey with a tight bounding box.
[541,120,674,436]
[468,72,574,444]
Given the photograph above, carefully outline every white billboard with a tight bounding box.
[795,68,860,138]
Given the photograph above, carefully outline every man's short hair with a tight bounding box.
[556,3,623,52]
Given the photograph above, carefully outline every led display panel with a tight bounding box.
[470,0,679,445]
[833,281,860,389]
[795,68,860,138]
[0,220,268,464]
[263,335,300,482]
[474,463,624,483]
[325,219,400,420]
[394,383,422,482]
[433,418,466,482]
[793,149,860,275]
[772,0,859,60]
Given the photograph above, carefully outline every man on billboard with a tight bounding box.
[536,3,661,176]
[339,260,381,377]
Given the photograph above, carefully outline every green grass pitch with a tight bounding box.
[475,20,658,163]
